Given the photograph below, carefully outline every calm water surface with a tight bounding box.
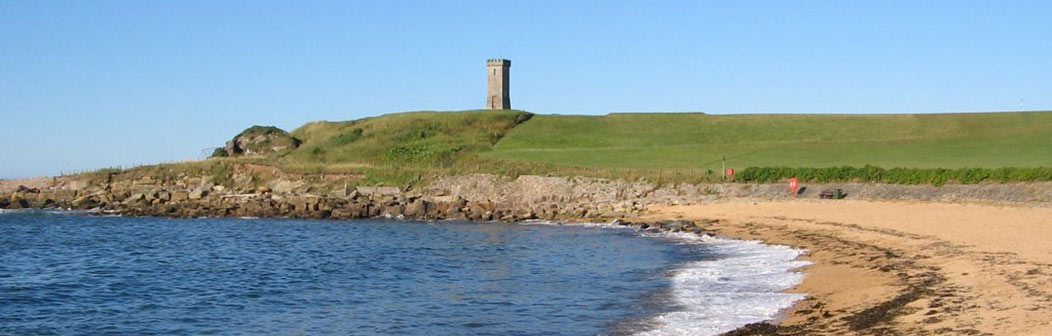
[0,212,700,335]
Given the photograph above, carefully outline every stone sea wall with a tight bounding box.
[0,174,646,222]
[3,173,1052,222]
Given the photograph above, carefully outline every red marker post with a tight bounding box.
[726,168,735,181]
[789,177,799,197]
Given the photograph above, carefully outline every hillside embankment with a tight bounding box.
[196,110,1052,177]
[4,171,1052,335]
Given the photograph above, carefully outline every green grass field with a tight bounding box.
[184,109,1052,185]
[281,109,531,167]
[482,112,1052,170]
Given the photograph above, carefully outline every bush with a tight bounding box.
[736,166,1052,185]
[210,163,233,186]
[333,128,364,145]
[210,148,229,158]
[392,124,440,142]
[381,144,466,163]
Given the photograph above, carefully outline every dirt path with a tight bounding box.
[648,200,1052,336]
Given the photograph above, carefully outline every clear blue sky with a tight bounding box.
[2,1,1050,178]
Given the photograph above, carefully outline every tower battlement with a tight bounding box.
[486,59,511,110]
[487,59,511,66]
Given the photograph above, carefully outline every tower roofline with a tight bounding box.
[486,59,511,66]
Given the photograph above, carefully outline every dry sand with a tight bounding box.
[648,199,1052,336]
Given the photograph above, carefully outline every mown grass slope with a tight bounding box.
[281,110,531,168]
[483,111,1052,170]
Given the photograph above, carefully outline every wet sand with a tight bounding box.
[648,199,1052,336]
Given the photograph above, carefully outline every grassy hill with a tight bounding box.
[183,109,1052,186]
[276,110,531,171]
[483,111,1052,170]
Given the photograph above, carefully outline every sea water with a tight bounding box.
[0,211,806,335]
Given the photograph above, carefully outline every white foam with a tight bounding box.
[455,219,809,335]
[518,219,628,229]
[637,232,810,336]
[0,208,90,215]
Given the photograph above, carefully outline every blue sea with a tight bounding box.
[0,210,807,335]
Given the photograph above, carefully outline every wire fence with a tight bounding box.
[58,158,203,177]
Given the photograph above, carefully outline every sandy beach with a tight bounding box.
[648,200,1052,335]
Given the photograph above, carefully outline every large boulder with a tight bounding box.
[16,185,40,194]
[6,193,28,209]
[345,202,369,218]
[355,186,401,197]
[404,198,430,217]
[268,180,305,194]
[381,203,405,217]
[188,182,213,200]
[171,190,189,202]
[287,196,318,212]
[123,193,146,205]
[66,180,90,191]
[217,126,300,157]
[71,196,97,210]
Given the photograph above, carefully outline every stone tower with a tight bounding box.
[486,59,511,110]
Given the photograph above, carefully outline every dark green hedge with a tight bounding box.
[736,165,1052,186]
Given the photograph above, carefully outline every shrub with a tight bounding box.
[381,144,466,163]
[210,148,229,158]
[736,166,1052,185]
[333,128,364,145]
[209,162,233,186]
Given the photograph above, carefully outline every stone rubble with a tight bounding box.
[3,172,1051,224]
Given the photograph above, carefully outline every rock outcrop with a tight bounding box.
[217,126,300,157]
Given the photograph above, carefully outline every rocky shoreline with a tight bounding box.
[4,172,1051,223]
[0,181,638,223]
[1,180,721,244]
